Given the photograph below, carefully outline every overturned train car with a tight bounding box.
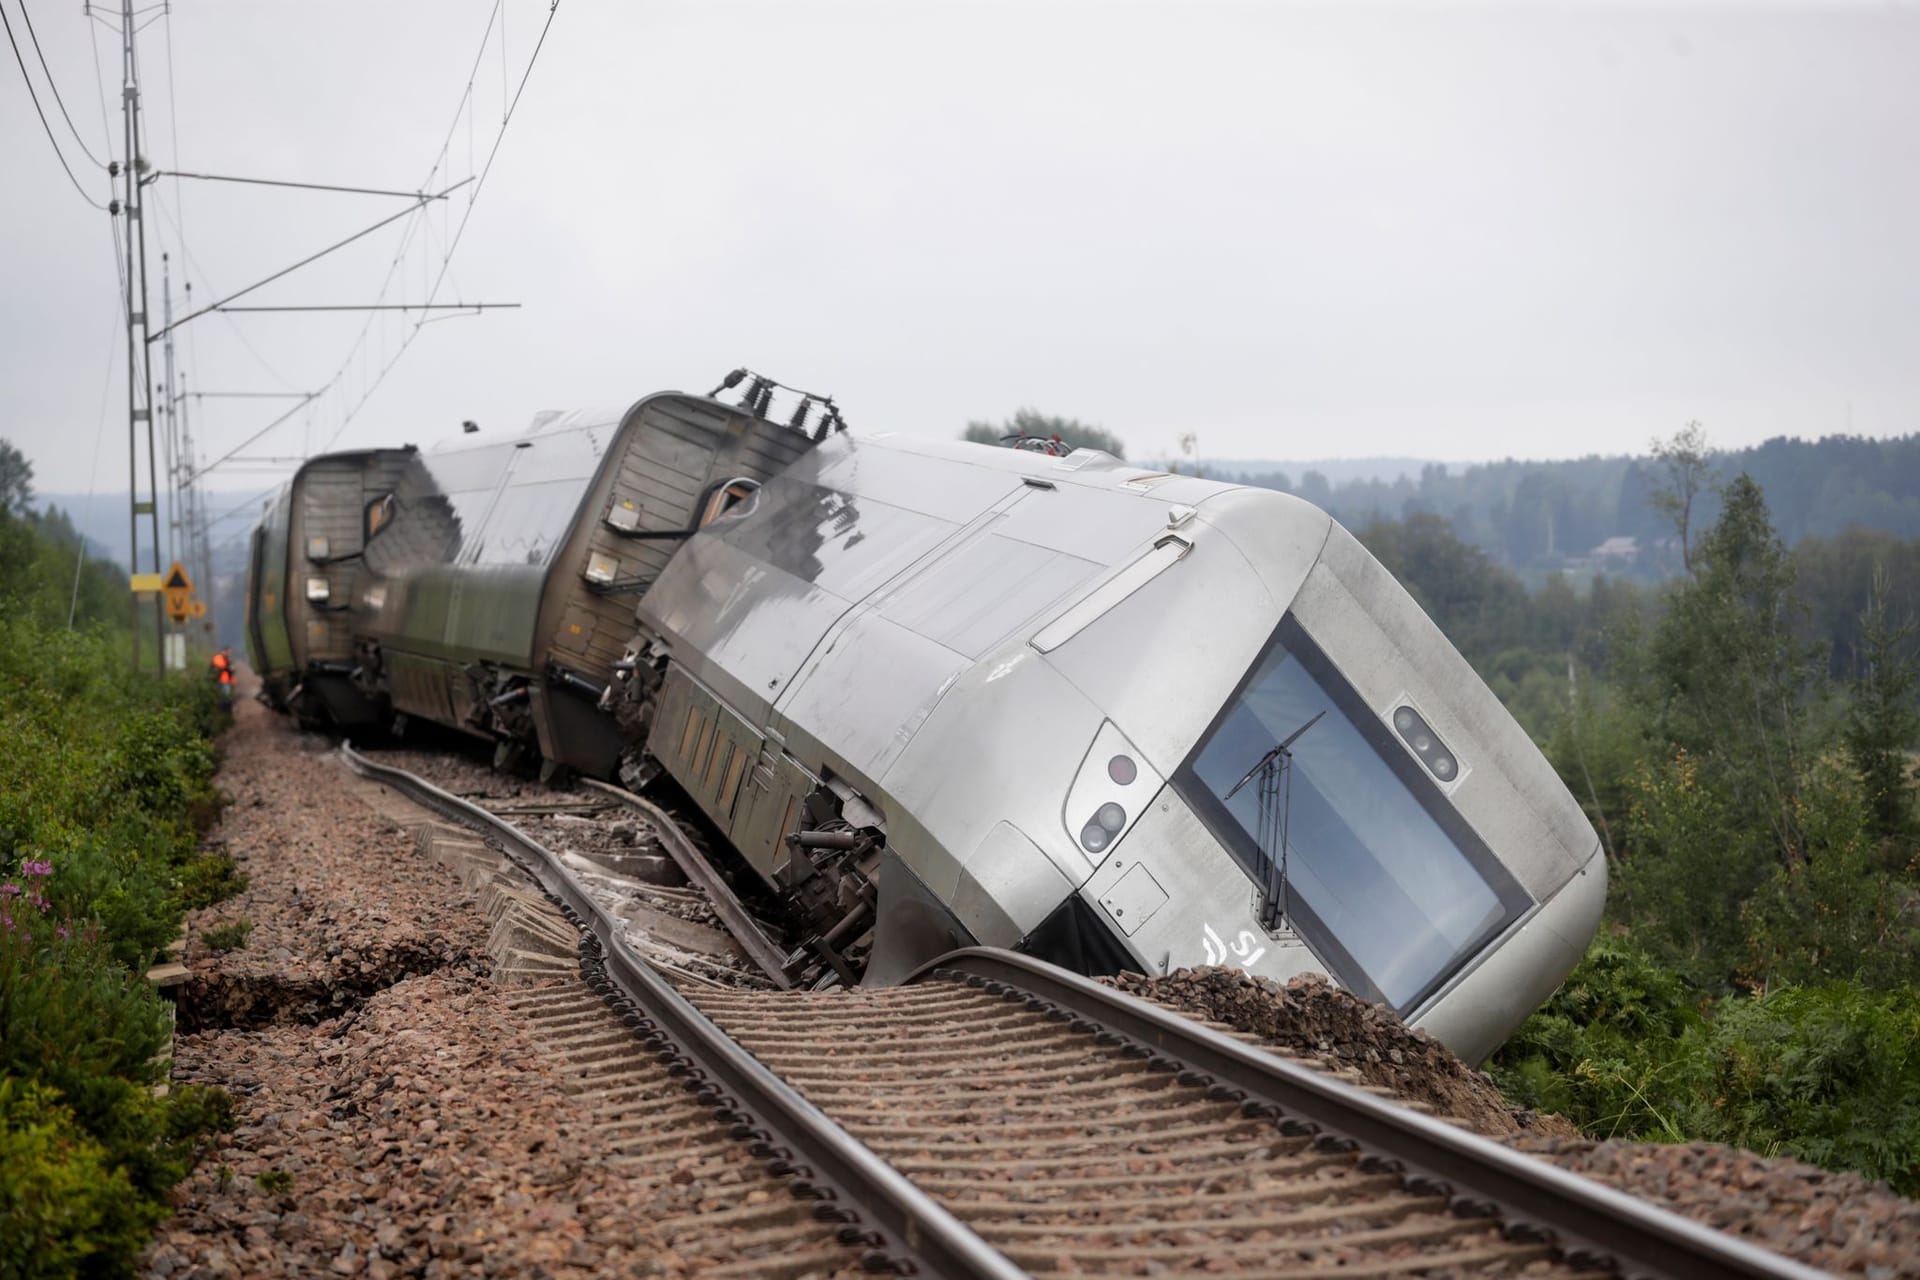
[250,389,1603,1062]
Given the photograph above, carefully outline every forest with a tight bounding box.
[1237,428,1920,583]
[1352,430,1920,1193]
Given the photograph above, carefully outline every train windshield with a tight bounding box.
[1175,616,1528,1013]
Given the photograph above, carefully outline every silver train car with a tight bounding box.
[607,415,1606,1062]
[251,386,1603,1062]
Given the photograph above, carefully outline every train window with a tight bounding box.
[1174,616,1529,1014]
[364,493,396,541]
[699,479,761,527]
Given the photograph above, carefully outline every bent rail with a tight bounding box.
[340,744,1021,1280]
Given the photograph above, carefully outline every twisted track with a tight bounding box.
[341,744,1824,1280]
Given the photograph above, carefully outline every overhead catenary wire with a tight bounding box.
[70,293,125,628]
[1,0,108,208]
[167,0,510,480]
[152,178,471,341]
[17,0,106,166]
[317,0,559,456]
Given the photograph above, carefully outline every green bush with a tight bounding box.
[1698,984,1920,1193]
[1491,937,1708,1140]
[0,1079,159,1280]
[1493,940,1920,1195]
[173,855,247,914]
[200,920,253,954]
[0,493,234,1275]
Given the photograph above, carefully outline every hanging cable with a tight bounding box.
[18,0,106,166]
[0,0,107,208]
[317,1,561,456]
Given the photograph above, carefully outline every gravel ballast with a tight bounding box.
[158,686,1920,1277]
[150,685,849,1278]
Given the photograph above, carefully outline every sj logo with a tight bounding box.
[1201,923,1267,969]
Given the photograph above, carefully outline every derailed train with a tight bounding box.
[246,382,1604,1062]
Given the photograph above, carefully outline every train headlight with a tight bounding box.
[362,584,387,611]
[1081,802,1127,852]
[306,536,330,561]
[1065,723,1159,861]
[1392,703,1463,784]
[305,577,330,603]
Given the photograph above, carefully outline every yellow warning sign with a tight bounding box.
[162,562,194,624]
[188,599,208,619]
[130,573,163,593]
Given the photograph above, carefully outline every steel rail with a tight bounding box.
[578,777,794,989]
[338,745,1020,1280]
[909,948,1825,1280]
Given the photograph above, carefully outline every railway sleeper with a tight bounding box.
[973,1190,1447,1240]
[990,1210,1504,1268]
[905,1151,1326,1198]
[848,1113,1251,1151]
[933,1171,1404,1219]
[1085,1239,1555,1280]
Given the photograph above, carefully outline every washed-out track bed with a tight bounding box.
[338,742,1841,1280]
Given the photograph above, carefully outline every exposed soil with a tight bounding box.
[1108,966,1920,1277]
[1515,1137,1920,1278]
[1104,965,1574,1138]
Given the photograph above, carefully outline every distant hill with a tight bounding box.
[38,491,259,649]
[1144,456,1439,487]
[37,491,263,574]
[1196,434,1920,581]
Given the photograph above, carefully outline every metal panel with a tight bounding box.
[779,614,971,784]
[732,748,818,877]
[646,665,765,832]
[876,526,1100,660]
[1287,523,1591,900]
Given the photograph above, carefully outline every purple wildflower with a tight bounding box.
[21,860,52,878]
[0,884,19,898]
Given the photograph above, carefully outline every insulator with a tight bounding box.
[709,367,747,396]
[789,399,811,433]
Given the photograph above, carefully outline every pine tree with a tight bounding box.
[1843,565,1920,842]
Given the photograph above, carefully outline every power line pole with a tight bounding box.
[180,362,218,646]
[116,0,163,673]
[161,252,179,571]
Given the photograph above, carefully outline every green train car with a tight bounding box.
[347,393,822,776]
[245,447,417,726]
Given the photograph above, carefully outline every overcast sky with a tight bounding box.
[4,0,1917,527]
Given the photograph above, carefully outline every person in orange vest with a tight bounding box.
[210,647,234,710]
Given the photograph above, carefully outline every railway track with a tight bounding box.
[341,744,1824,1280]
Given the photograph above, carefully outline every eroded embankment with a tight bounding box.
[150,690,848,1280]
